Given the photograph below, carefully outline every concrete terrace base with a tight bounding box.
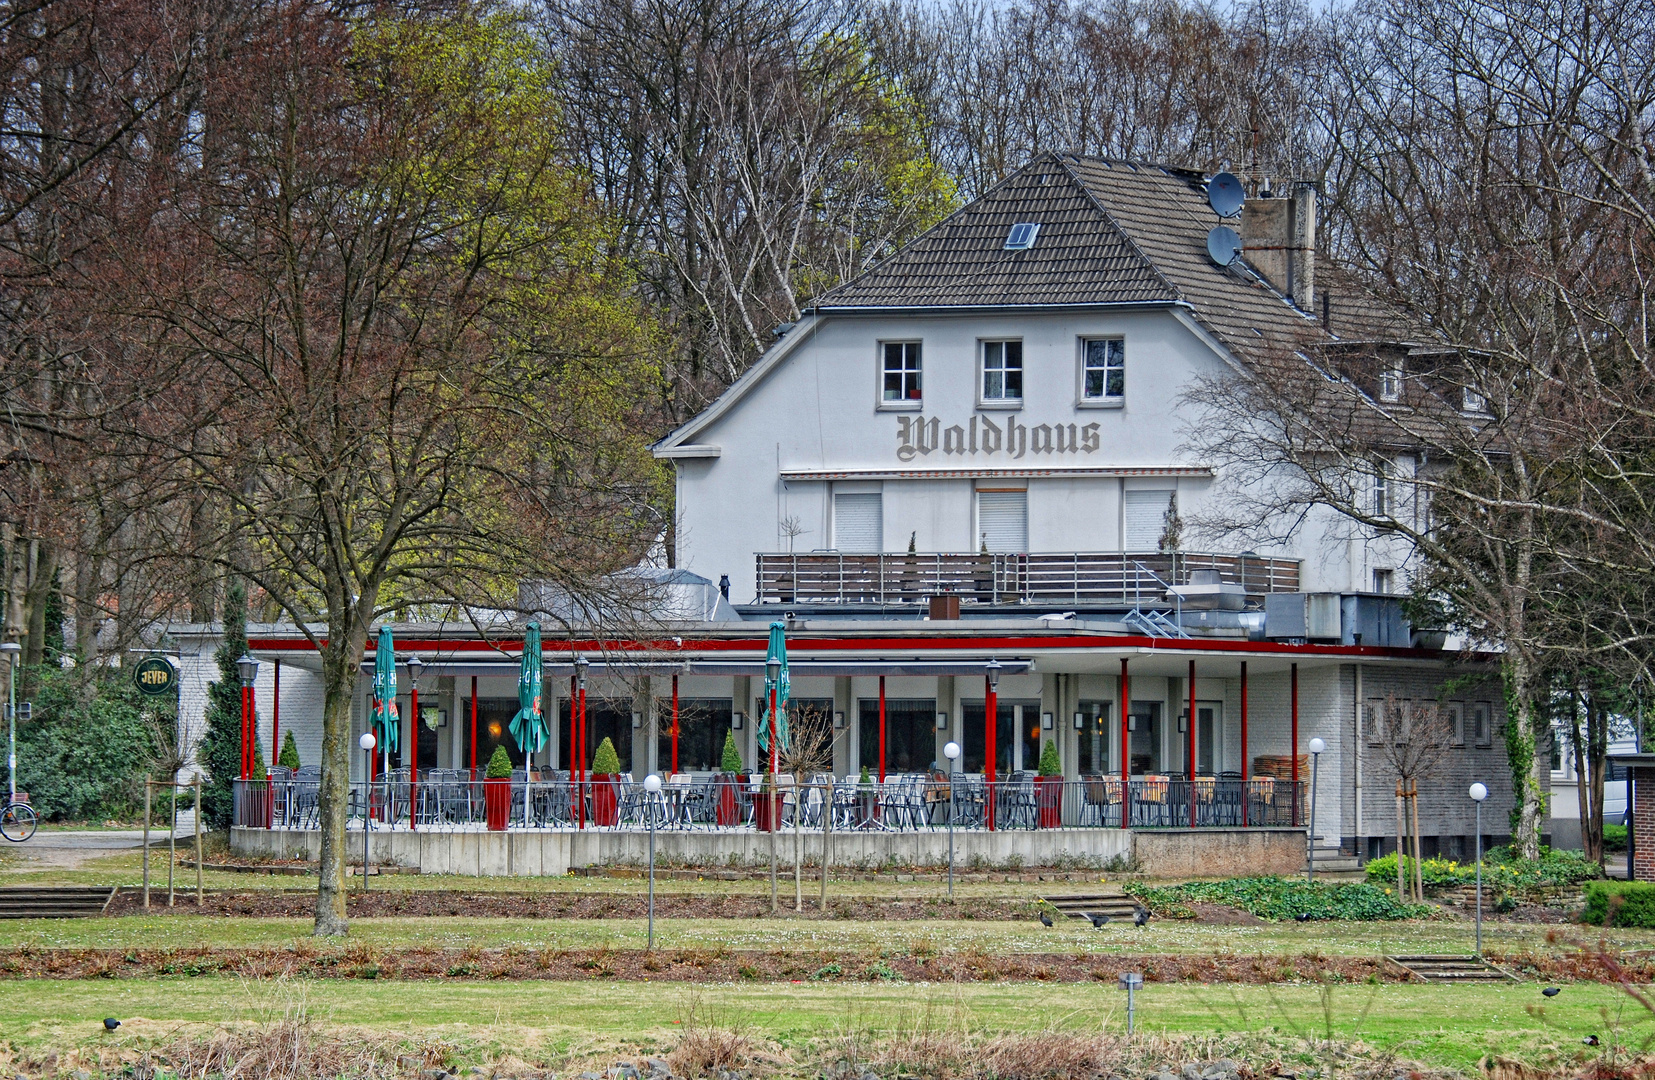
[232,825,1305,879]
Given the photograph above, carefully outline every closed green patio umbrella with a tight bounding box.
[509,621,547,755]
[756,620,790,762]
[371,626,400,758]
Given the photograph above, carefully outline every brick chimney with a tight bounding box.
[1241,181,1316,311]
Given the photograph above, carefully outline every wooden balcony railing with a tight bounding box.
[754,551,1300,605]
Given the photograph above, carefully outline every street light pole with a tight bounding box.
[644,773,662,950]
[1,642,19,803]
[236,654,260,781]
[359,732,377,890]
[985,659,1002,832]
[406,655,424,832]
[1470,782,1488,957]
[574,656,588,830]
[1306,737,1325,883]
[944,741,961,899]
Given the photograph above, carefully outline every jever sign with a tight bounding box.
[132,655,179,696]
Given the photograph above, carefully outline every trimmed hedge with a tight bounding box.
[1364,845,1601,892]
[1582,881,1655,927]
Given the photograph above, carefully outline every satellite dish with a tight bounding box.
[1207,172,1245,218]
[1207,225,1242,267]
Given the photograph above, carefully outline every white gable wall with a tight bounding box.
[672,307,1381,601]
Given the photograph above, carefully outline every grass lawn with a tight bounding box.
[0,912,1644,958]
[1,978,1645,1073]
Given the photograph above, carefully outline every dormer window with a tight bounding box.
[1462,385,1487,413]
[1379,361,1403,403]
[1004,223,1040,251]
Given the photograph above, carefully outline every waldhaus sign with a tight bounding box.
[897,414,1103,462]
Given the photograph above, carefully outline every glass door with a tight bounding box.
[1128,701,1163,774]
[1076,701,1112,775]
[1196,701,1222,774]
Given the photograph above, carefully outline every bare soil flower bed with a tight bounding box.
[0,943,1636,984]
[105,889,1040,921]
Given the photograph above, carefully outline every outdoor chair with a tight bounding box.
[1137,775,1169,826]
[1081,775,1119,826]
[292,766,322,828]
[267,766,293,826]
[952,774,986,828]
[831,775,862,830]
[510,769,528,827]
[1001,771,1038,830]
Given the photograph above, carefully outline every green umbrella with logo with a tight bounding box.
[509,621,547,755]
[371,625,400,755]
[756,620,790,760]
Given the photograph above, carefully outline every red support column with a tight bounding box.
[240,685,250,779]
[578,681,588,829]
[410,681,419,832]
[1239,661,1249,826]
[1187,659,1197,828]
[1291,663,1300,827]
[878,676,887,783]
[1119,658,1130,830]
[469,676,478,774]
[272,661,281,770]
[671,674,680,775]
[986,675,998,832]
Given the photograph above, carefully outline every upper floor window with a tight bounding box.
[1379,361,1403,402]
[1372,568,1394,594]
[881,341,922,405]
[1081,337,1125,402]
[1462,385,1487,413]
[980,340,1022,404]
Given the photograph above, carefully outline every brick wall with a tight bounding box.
[1633,768,1655,883]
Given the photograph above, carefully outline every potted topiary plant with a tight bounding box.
[1036,739,1063,828]
[484,744,513,831]
[716,731,743,826]
[590,737,623,826]
[278,730,302,771]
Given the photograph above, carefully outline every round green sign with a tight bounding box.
[133,655,178,696]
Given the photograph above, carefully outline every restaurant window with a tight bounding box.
[834,492,883,552]
[976,489,1027,552]
[881,341,922,404]
[858,698,937,774]
[475,698,523,770]
[1076,701,1112,775]
[961,699,1017,774]
[1081,337,1125,402]
[980,340,1023,404]
[559,698,634,774]
[1128,701,1164,774]
[1124,490,1173,550]
[657,697,732,774]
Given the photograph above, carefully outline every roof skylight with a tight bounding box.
[1004,223,1040,251]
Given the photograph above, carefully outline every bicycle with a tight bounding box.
[0,800,36,842]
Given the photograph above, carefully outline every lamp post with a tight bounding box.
[985,659,1002,832]
[359,732,376,890]
[944,741,961,898]
[236,654,259,781]
[644,772,662,950]
[574,656,588,830]
[1470,782,1488,957]
[1,641,19,803]
[1306,737,1325,883]
[406,655,424,832]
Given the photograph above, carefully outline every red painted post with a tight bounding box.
[671,674,680,775]
[1119,657,1130,829]
[578,680,588,829]
[1188,659,1197,828]
[1240,661,1249,826]
[985,674,998,832]
[1291,662,1300,827]
[272,661,280,770]
[470,676,478,774]
[410,680,419,832]
[878,675,887,783]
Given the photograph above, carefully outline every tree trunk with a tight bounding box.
[1587,694,1608,868]
[1410,786,1423,902]
[1504,650,1545,859]
[314,636,365,936]
[1571,689,1589,861]
[1396,782,1406,897]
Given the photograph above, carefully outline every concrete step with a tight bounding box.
[1387,954,1516,982]
[0,886,116,919]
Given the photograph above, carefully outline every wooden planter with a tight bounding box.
[1036,775,1063,828]
[591,775,620,826]
[484,777,510,831]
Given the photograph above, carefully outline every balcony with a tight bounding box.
[755,551,1300,606]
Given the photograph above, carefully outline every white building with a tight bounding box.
[196,154,1517,864]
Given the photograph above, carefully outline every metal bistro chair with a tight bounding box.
[1081,775,1118,827]
[266,766,293,826]
[1137,774,1169,827]
[292,766,322,828]
[1000,771,1039,830]
[952,774,986,829]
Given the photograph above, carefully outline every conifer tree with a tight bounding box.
[196,583,249,829]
